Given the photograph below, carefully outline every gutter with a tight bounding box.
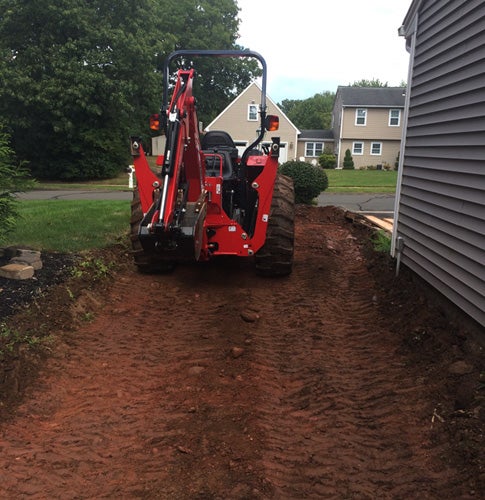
[391,10,418,259]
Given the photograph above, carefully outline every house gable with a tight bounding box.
[205,82,300,162]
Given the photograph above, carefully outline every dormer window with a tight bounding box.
[248,104,258,121]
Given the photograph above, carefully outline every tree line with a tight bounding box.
[0,0,259,181]
[0,0,396,184]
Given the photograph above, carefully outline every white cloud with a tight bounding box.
[237,0,411,102]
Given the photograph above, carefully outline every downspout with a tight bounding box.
[392,15,418,266]
[337,106,344,169]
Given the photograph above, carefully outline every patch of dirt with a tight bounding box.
[0,206,483,498]
[0,250,75,319]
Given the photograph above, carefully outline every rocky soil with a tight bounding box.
[0,205,483,498]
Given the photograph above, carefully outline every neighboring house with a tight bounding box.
[296,129,335,165]
[332,86,406,169]
[155,82,401,168]
[204,82,300,163]
[393,0,485,328]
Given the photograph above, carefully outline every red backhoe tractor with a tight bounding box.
[129,50,294,276]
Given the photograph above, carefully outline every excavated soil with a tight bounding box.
[0,205,483,499]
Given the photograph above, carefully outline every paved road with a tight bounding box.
[317,192,395,217]
[16,190,395,217]
[15,189,133,201]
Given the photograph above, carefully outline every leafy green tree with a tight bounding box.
[0,127,35,242]
[343,149,354,170]
[349,78,389,87]
[162,0,261,126]
[0,0,258,180]
[279,91,335,129]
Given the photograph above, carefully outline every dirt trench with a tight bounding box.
[0,206,482,498]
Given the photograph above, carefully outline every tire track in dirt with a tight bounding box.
[0,266,270,498]
[244,221,455,498]
[0,207,469,498]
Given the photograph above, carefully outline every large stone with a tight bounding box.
[11,249,43,270]
[10,256,42,270]
[0,263,35,280]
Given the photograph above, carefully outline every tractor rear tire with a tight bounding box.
[130,190,174,273]
[255,174,295,277]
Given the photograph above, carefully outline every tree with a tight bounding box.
[0,127,35,242]
[0,0,258,180]
[349,78,389,87]
[343,149,354,170]
[279,91,335,129]
[162,0,261,126]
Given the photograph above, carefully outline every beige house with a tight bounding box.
[204,82,300,163]
[296,129,335,165]
[332,86,406,169]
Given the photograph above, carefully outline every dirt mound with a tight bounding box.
[0,206,483,498]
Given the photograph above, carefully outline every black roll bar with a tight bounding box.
[162,49,267,112]
[161,50,268,158]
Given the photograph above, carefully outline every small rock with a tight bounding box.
[240,310,260,323]
[231,347,245,359]
[188,366,205,375]
[448,360,474,375]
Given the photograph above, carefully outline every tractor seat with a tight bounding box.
[201,131,239,164]
[201,130,236,150]
[203,151,233,179]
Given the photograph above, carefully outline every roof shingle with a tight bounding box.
[337,86,406,107]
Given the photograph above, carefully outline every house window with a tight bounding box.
[352,142,364,155]
[248,104,258,121]
[355,108,367,126]
[305,142,324,157]
[389,109,400,126]
[371,142,382,155]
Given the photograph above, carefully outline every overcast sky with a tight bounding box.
[236,0,412,103]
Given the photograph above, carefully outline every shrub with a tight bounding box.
[371,230,391,253]
[318,152,337,169]
[0,127,35,242]
[279,160,328,204]
[342,149,355,169]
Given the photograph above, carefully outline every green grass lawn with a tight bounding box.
[37,171,131,191]
[325,169,397,193]
[37,165,398,194]
[6,200,130,252]
[9,168,396,252]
